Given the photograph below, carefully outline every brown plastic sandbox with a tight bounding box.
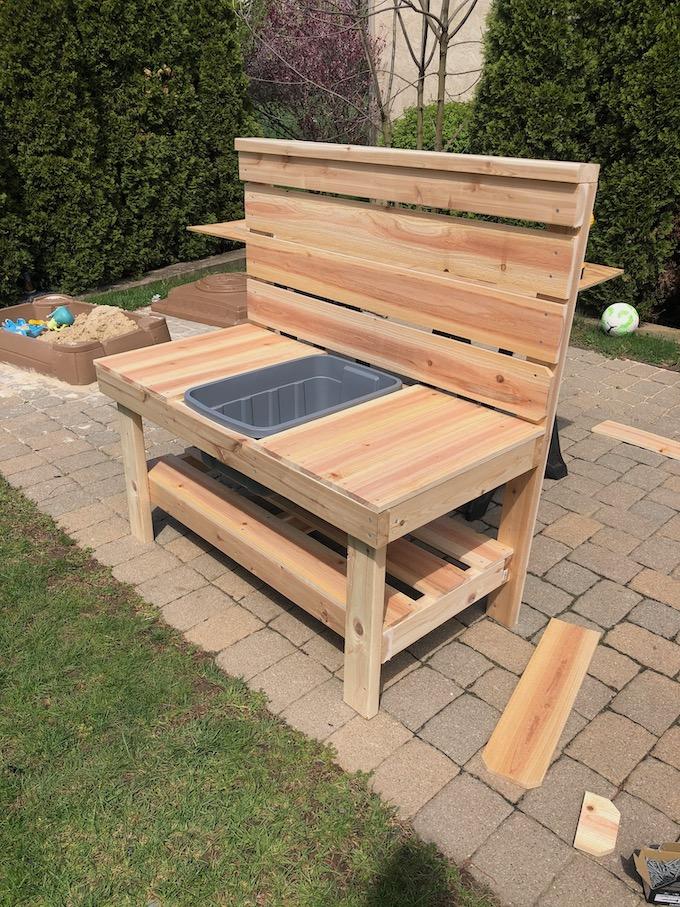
[0,296,171,385]
[151,272,247,328]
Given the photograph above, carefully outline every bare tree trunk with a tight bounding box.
[415,1,429,149]
[434,0,450,152]
[359,0,393,145]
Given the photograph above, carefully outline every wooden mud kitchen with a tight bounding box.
[97,139,621,718]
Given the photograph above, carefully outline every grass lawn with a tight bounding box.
[570,315,680,370]
[87,257,245,312]
[0,479,493,907]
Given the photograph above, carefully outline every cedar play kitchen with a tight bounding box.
[96,139,621,718]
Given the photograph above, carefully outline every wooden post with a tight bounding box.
[487,463,543,627]
[117,403,154,543]
[488,184,598,628]
[343,537,386,718]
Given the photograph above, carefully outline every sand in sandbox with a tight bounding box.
[40,306,137,344]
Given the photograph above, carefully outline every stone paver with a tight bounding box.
[413,773,512,863]
[380,666,461,731]
[184,606,263,653]
[625,758,680,822]
[425,641,492,687]
[280,678,355,741]
[215,628,295,680]
[161,586,235,631]
[469,666,517,711]
[464,751,526,803]
[514,603,548,639]
[470,812,572,907]
[301,629,344,672]
[251,651,330,715]
[610,670,680,735]
[327,713,412,773]
[522,575,573,616]
[520,756,616,844]
[629,598,680,639]
[566,712,655,783]
[542,513,602,548]
[572,675,613,720]
[589,524,639,555]
[653,726,680,770]
[544,560,598,596]
[602,791,680,889]
[72,515,131,549]
[631,536,680,573]
[111,546,180,584]
[371,738,459,819]
[57,502,115,533]
[528,535,571,575]
[136,565,206,606]
[568,542,642,585]
[606,622,680,676]
[2,322,678,907]
[588,645,639,689]
[538,855,643,907]
[270,607,321,647]
[459,620,534,673]
[239,587,291,623]
[572,578,641,627]
[420,693,500,766]
[630,567,680,608]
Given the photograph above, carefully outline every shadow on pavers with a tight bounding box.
[362,840,495,906]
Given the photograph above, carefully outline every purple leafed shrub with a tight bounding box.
[246,0,383,143]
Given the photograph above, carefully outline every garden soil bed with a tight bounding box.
[0,295,170,385]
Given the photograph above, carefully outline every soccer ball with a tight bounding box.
[600,303,639,336]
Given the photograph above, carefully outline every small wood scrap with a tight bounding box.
[573,791,620,856]
[593,420,680,461]
[482,618,600,789]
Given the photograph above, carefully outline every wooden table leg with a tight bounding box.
[343,537,386,719]
[117,403,154,543]
[487,464,541,629]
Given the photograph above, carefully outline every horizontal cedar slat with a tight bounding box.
[383,561,507,661]
[579,262,625,290]
[411,515,513,571]
[188,219,249,243]
[247,279,553,422]
[239,152,588,227]
[235,138,600,184]
[244,184,576,298]
[255,490,468,600]
[244,232,566,362]
[148,455,414,636]
[483,619,600,788]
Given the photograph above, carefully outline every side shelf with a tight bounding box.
[148,454,512,661]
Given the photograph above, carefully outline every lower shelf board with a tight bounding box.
[148,453,511,661]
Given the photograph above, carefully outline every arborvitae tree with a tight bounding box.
[0,0,255,301]
[470,0,680,321]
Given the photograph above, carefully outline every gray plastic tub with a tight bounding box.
[184,354,401,438]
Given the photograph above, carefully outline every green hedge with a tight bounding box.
[391,101,472,153]
[469,0,680,321]
[0,0,256,304]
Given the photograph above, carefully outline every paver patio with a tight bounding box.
[2,312,679,906]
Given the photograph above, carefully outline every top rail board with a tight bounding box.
[238,153,589,228]
[235,138,600,184]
